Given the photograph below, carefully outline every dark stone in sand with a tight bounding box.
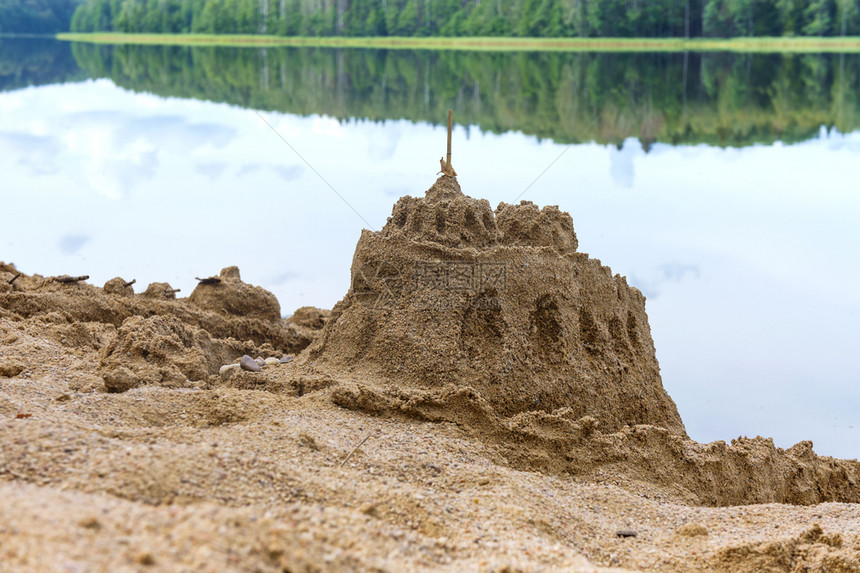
[240,355,261,372]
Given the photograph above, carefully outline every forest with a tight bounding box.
[64,43,860,147]
[69,0,860,38]
[0,0,81,33]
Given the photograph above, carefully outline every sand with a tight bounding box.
[1,180,859,572]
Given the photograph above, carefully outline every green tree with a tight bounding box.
[364,6,386,35]
[804,0,834,33]
[395,0,419,34]
[0,0,82,33]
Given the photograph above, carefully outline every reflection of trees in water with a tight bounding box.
[70,43,860,147]
[0,39,85,92]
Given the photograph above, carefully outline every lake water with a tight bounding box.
[2,37,858,459]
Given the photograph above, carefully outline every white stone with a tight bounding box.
[219,364,241,380]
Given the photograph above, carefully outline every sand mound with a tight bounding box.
[329,381,860,506]
[99,315,251,392]
[142,281,179,299]
[0,264,319,355]
[189,266,281,322]
[287,306,331,330]
[0,263,329,394]
[713,523,860,572]
[304,175,684,434]
[103,277,135,297]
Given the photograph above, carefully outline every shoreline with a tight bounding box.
[57,32,860,53]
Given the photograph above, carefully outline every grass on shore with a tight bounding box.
[57,32,860,52]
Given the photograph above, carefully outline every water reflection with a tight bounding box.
[0,39,858,460]
[0,37,84,91]
[4,38,860,148]
[64,42,860,147]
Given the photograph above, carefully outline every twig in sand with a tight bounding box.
[54,275,89,284]
[8,273,21,285]
[195,276,222,285]
[437,110,458,177]
[123,279,136,288]
[339,433,373,468]
[165,288,181,295]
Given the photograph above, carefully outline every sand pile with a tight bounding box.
[304,175,684,435]
[188,266,281,322]
[0,264,316,354]
[99,315,252,392]
[0,264,323,393]
[326,379,860,506]
[712,523,859,572]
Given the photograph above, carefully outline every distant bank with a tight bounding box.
[57,33,860,53]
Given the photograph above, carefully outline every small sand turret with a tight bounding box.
[188,266,281,322]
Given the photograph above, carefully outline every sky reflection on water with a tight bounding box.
[1,79,858,459]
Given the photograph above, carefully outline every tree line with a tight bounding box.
[0,0,81,33]
[69,0,860,38]
[65,43,860,146]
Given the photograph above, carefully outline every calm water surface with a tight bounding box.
[2,38,858,458]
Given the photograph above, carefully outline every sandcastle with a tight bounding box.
[297,176,860,506]
[305,175,685,435]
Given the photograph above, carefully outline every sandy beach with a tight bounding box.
[1,177,858,572]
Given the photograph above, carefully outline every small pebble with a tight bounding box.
[280,355,293,364]
[265,357,280,367]
[255,357,266,368]
[239,355,261,372]
[220,364,242,379]
[616,529,638,538]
